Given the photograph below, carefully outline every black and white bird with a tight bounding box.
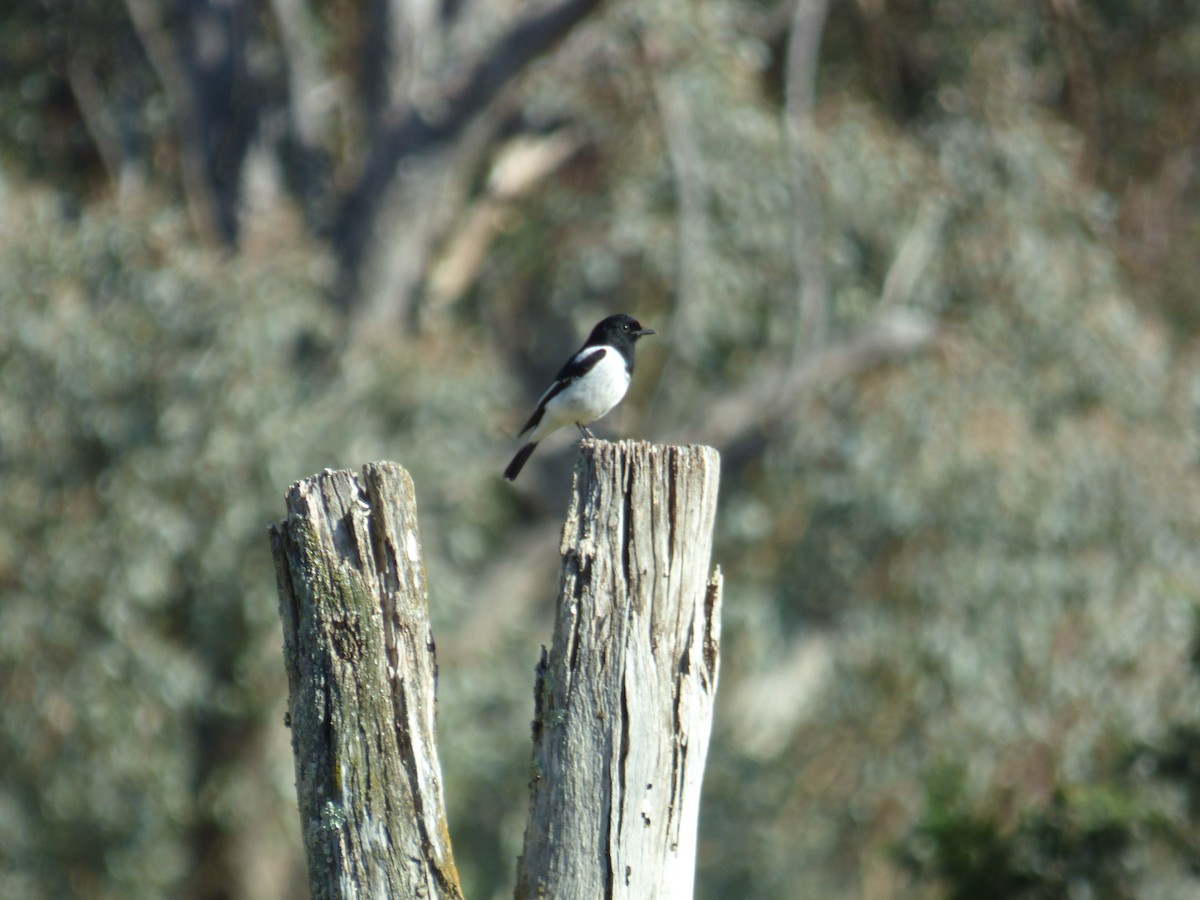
[504,313,656,481]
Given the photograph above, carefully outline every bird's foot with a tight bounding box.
[576,423,596,440]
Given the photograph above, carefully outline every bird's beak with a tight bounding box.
[637,328,657,337]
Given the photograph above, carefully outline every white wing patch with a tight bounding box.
[527,345,631,443]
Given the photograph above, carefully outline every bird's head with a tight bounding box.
[594,313,656,345]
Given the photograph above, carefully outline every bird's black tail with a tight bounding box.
[504,442,539,481]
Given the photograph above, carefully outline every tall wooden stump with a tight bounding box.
[270,444,722,899]
[516,440,723,899]
[269,463,462,900]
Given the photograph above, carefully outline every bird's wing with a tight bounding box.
[548,345,607,393]
[518,346,608,436]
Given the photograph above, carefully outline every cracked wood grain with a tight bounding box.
[516,440,723,900]
[269,462,462,900]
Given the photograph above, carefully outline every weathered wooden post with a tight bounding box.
[516,440,723,899]
[269,462,462,900]
[270,442,721,899]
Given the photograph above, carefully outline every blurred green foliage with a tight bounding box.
[0,189,329,899]
[4,0,1200,898]
[897,766,1150,899]
[0,184,512,898]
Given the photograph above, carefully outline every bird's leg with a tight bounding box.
[576,423,596,440]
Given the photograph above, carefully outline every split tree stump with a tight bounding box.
[269,441,722,899]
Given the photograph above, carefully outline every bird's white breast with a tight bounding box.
[533,346,630,441]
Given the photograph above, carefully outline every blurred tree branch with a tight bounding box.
[331,0,606,317]
[125,0,262,246]
[117,0,603,316]
[879,197,946,309]
[267,0,334,223]
[785,0,830,356]
[426,129,582,321]
[63,3,147,200]
[694,308,936,450]
[643,53,712,415]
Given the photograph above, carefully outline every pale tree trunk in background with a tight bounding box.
[329,0,606,319]
[121,0,605,316]
[516,440,723,899]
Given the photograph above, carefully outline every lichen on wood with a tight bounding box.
[270,462,462,900]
